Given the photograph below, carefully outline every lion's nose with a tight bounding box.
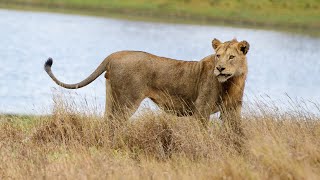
[216,66,225,72]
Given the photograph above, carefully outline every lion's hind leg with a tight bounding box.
[105,79,146,137]
[105,79,115,120]
[105,82,146,121]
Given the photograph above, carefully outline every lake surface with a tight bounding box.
[1,9,320,115]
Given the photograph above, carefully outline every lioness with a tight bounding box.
[44,38,249,132]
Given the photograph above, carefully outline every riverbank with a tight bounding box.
[0,0,319,36]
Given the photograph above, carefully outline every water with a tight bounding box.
[1,9,320,115]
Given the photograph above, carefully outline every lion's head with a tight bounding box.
[212,38,250,83]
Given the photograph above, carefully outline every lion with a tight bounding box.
[44,38,249,133]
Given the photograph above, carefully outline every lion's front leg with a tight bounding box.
[219,105,245,153]
[219,104,243,136]
[194,99,215,127]
[193,84,221,127]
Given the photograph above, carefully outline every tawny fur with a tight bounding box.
[44,38,250,129]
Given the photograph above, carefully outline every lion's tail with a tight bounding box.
[44,57,108,89]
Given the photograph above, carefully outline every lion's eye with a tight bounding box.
[216,54,220,58]
[229,55,235,59]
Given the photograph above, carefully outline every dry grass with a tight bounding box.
[1,97,320,179]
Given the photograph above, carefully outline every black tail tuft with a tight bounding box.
[44,57,53,71]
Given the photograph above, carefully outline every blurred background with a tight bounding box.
[0,0,319,115]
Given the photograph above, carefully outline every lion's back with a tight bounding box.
[107,51,201,97]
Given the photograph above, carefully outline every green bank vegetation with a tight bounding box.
[0,0,319,35]
[1,97,320,179]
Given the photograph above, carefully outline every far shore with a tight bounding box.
[0,1,319,36]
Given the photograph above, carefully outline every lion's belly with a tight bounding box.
[147,87,196,116]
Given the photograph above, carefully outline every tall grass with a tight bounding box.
[0,96,320,179]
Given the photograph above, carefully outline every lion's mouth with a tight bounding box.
[216,73,233,82]
[218,73,232,78]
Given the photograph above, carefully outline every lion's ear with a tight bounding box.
[238,41,250,55]
[212,38,221,50]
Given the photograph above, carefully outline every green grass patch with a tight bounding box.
[0,0,319,35]
[0,114,44,132]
